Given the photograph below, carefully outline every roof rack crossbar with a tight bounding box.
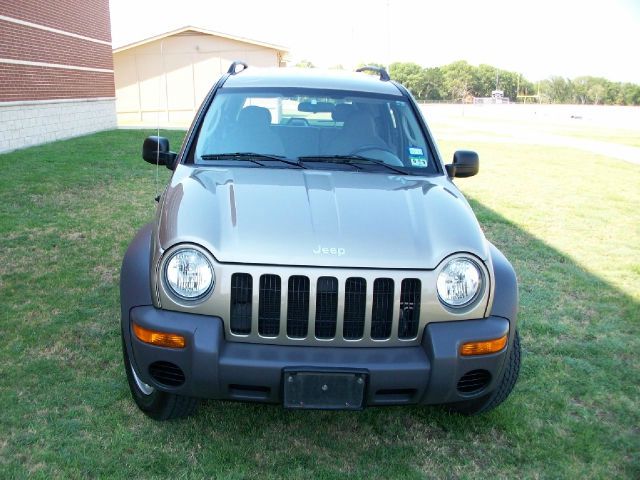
[227,61,248,75]
[355,65,390,81]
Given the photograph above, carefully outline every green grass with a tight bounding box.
[0,128,638,479]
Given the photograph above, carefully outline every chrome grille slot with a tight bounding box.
[287,275,310,338]
[371,278,394,339]
[258,274,281,336]
[398,278,421,339]
[230,273,252,334]
[343,277,366,339]
[315,276,338,339]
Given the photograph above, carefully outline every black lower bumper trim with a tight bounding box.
[125,306,511,407]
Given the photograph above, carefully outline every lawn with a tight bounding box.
[0,126,638,479]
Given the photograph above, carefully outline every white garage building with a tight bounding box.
[113,26,288,127]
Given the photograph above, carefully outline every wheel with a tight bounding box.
[446,330,521,415]
[122,334,199,420]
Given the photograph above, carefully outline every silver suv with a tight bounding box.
[120,63,520,420]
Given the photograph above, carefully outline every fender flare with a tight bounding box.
[488,242,519,325]
[120,223,154,335]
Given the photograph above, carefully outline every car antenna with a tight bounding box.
[154,41,165,202]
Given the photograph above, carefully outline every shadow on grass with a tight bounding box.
[0,130,638,479]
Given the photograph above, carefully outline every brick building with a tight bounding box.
[0,0,116,153]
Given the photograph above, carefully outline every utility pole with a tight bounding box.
[386,0,391,71]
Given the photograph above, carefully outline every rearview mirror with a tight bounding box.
[446,150,479,178]
[298,101,334,113]
[142,136,177,170]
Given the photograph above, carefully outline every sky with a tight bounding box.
[109,0,640,83]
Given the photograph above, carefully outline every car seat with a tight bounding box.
[218,106,285,156]
[326,109,388,155]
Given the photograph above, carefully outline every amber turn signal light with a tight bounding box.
[460,334,508,356]
[133,323,186,349]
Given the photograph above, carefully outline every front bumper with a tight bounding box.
[124,306,512,407]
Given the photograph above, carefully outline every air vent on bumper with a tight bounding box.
[149,361,185,387]
[457,369,491,394]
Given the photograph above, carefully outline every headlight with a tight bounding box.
[164,248,214,299]
[436,257,482,307]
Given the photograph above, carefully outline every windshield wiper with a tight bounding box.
[201,152,304,168]
[298,155,410,175]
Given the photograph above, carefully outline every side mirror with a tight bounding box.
[142,136,177,170]
[446,150,479,178]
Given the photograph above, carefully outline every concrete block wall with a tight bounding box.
[0,98,116,153]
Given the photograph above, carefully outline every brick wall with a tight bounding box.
[0,20,113,70]
[0,64,115,102]
[1,0,112,42]
[0,0,116,152]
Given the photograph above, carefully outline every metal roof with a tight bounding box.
[113,26,288,54]
[223,67,403,96]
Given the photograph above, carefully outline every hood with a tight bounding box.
[158,166,489,269]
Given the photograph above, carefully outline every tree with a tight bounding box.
[573,77,590,104]
[388,63,444,101]
[423,67,444,100]
[620,83,640,105]
[389,62,423,83]
[541,76,573,103]
[497,70,520,101]
[441,61,476,102]
[517,76,536,97]
[295,59,315,68]
[289,58,640,106]
[474,64,498,97]
[389,62,426,99]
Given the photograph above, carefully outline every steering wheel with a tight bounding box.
[348,145,404,166]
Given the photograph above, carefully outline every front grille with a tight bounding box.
[371,278,394,339]
[315,277,338,338]
[230,273,252,334]
[228,273,424,344]
[258,274,281,336]
[399,278,421,339]
[343,277,366,339]
[287,276,310,338]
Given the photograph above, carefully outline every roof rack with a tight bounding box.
[227,61,248,75]
[355,65,390,81]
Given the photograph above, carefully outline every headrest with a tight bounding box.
[332,103,354,122]
[342,111,377,135]
[238,106,272,127]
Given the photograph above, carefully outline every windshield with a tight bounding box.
[194,87,437,174]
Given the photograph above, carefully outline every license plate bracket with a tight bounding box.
[283,369,367,410]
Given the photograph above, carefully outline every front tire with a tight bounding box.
[122,335,199,420]
[447,329,521,415]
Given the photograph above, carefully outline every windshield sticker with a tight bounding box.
[409,146,428,167]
